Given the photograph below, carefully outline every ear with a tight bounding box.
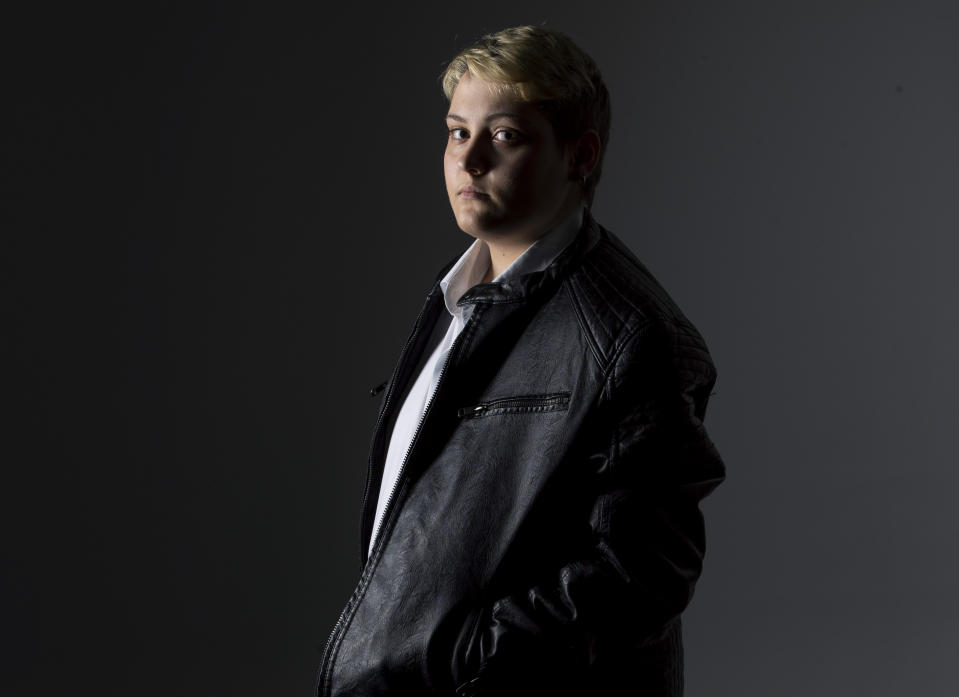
[569,129,601,179]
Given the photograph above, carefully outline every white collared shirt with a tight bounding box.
[368,205,585,555]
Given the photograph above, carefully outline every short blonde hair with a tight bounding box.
[441,25,611,205]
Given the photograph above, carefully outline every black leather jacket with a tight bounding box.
[317,214,725,696]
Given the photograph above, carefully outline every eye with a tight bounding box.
[448,127,469,141]
[493,128,520,143]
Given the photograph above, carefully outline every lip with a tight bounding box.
[458,186,489,199]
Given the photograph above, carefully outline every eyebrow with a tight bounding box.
[446,112,526,123]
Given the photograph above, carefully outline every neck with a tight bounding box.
[481,239,532,283]
[480,196,583,284]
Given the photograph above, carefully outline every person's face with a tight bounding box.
[444,71,578,245]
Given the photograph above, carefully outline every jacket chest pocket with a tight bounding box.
[456,391,571,419]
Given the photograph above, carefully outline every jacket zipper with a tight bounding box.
[367,322,464,553]
[316,295,478,696]
[358,294,438,559]
[315,289,434,697]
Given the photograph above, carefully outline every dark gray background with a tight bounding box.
[3,1,957,695]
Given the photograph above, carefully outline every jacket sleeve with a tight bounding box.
[450,318,726,696]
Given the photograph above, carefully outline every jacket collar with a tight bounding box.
[439,204,586,316]
[453,209,602,306]
[456,209,600,305]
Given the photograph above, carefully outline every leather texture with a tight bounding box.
[316,213,725,696]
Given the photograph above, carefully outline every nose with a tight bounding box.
[460,135,490,176]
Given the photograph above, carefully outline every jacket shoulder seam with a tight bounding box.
[561,279,605,371]
[600,320,653,390]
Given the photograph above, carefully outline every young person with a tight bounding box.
[317,25,725,697]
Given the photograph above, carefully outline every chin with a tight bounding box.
[458,221,512,241]
[454,212,496,239]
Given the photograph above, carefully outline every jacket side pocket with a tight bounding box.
[456,391,571,419]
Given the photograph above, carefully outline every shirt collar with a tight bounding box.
[439,204,585,317]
